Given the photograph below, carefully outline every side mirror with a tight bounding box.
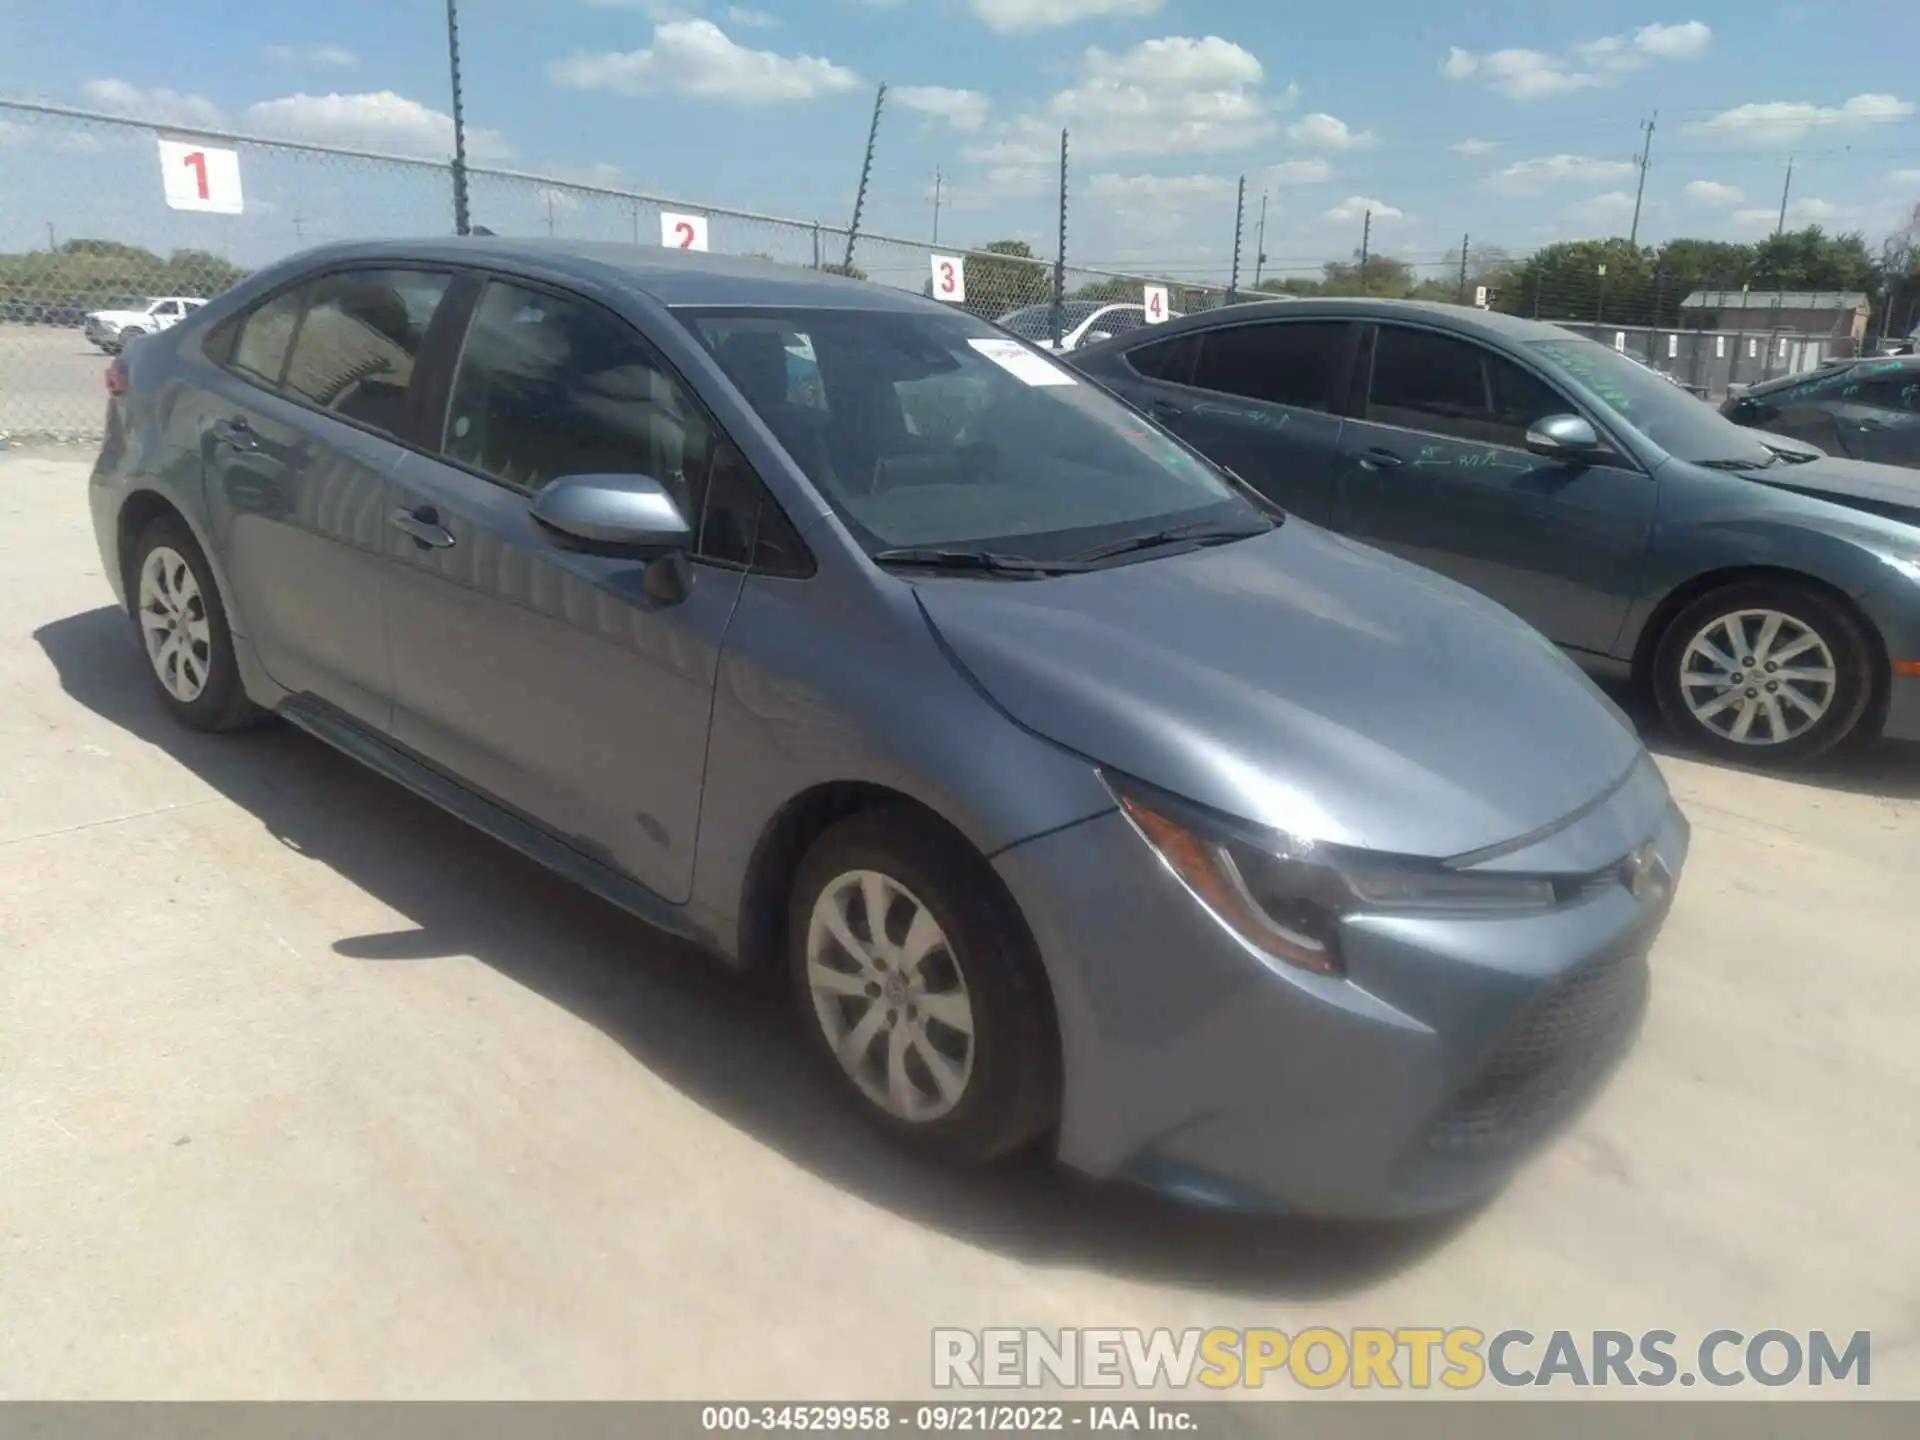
[529,473,695,602]
[1083,330,1115,345]
[1524,413,1603,460]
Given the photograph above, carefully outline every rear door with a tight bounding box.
[1832,372,1920,467]
[1331,322,1655,657]
[1093,319,1355,524]
[197,266,458,730]
[380,275,756,904]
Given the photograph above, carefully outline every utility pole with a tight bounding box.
[931,169,943,245]
[46,222,55,251]
[1358,210,1372,294]
[1628,111,1656,249]
[1050,129,1068,347]
[1252,191,1269,288]
[292,215,305,243]
[844,82,887,273]
[1456,232,1470,304]
[445,0,471,235]
[1227,176,1247,302]
[545,192,555,236]
[1775,155,1795,237]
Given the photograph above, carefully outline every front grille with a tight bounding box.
[1424,926,1653,1159]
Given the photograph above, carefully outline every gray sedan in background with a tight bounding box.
[91,240,1685,1218]
[1722,355,1920,471]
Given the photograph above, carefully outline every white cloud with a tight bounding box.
[1731,197,1839,230]
[971,0,1163,33]
[970,34,1283,162]
[265,42,359,68]
[549,20,862,103]
[1285,112,1375,150]
[1444,20,1711,100]
[242,92,512,161]
[1683,179,1744,205]
[1693,93,1914,145]
[1558,190,1638,229]
[895,85,991,132]
[81,78,224,129]
[1321,195,1401,224]
[1086,171,1238,206]
[1266,157,1332,185]
[727,5,779,25]
[1888,168,1920,187]
[1451,137,1497,155]
[1488,153,1636,193]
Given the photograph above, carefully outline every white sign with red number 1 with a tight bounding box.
[930,254,966,303]
[661,212,710,251]
[1143,284,1169,323]
[158,138,243,215]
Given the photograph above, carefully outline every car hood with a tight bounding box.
[913,521,1646,859]
[86,310,145,326]
[1735,452,1920,526]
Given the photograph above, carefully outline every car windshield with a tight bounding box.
[680,305,1260,560]
[1529,337,1776,467]
[997,301,1102,340]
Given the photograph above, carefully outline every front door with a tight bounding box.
[381,276,750,904]
[1331,322,1656,658]
[1834,371,1920,467]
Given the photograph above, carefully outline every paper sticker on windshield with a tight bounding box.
[968,338,1078,387]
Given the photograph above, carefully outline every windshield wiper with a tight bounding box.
[1763,444,1818,465]
[1698,454,1778,471]
[1068,518,1274,564]
[871,547,1095,578]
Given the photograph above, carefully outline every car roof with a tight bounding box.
[1745,354,1920,393]
[1095,295,1578,347]
[275,236,937,314]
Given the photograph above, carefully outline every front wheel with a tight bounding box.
[787,809,1058,1165]
[1653,580,1875,765]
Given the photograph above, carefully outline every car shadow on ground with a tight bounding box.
[1594,680,1920,801]
[35,605,1475,1301]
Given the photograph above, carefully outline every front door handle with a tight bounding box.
[1149,398,1185,421]
[209,416,256,451]
[1854,416,1885,431]
[1358,446,1405,470]
[390,505,456,550]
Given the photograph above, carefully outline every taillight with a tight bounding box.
[105,357,127,396]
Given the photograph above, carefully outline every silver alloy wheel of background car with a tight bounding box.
[805,868,975,1123]
[1678,607,1837,746]
[137,545,213,704]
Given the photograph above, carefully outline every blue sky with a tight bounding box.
[2,0,1917,283]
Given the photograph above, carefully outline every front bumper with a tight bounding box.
[993,759,1689,1219]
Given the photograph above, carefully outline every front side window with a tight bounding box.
[1369,326,1564,449]
[680,305,1259,560]
[153,301,181,317]
[1125,333,1200,384]
[1852,374,1920,412]
[280,268,452,438]
[1192,321,1348,412]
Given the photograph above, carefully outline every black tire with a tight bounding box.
[126,514,264,733]
[1652,578,1876,766]
[786,808,1059,1164]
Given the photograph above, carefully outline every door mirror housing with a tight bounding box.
[530,473,693,553]
[1083,330,1115,345]
[1524,413,1603,460]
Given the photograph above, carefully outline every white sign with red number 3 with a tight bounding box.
[930,254,966,303]
[660,212,710,251]
[158,138,243,215]
[1143,285,1169,324]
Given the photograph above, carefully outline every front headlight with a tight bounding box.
[1105,773,1556,975]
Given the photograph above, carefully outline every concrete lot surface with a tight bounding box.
[2,450,1917,1399]
[0,325,113,439]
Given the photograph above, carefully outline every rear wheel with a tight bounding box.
[1653,579,1875,765]
[128,515,263,733]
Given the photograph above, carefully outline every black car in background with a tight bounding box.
[1722,356,1920,471]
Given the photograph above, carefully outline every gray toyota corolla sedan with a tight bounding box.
[90,239,1688,1218]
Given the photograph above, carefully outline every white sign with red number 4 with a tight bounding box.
[661,212,710,251]
[930,254,967,303]
[1143,285,1169,324]
[158,138,243,215]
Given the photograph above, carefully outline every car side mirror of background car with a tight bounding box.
[529,473,695,603]
[1083,331,1114,345]
[1524,414,1603,461]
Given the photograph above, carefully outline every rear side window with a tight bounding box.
[229,289,304,386]
[280,269,453,438]
[1191,322,1348,411]
[1125,333,1199,384]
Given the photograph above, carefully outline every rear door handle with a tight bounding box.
[209,416,256,451]
[1854,416,1885,430]
[390,505,456,550]
[1358,446,1405,469]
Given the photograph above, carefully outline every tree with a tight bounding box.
[1496,237,1656,323]
[1319,249,1416,297]
[1749,226,1877,293]
[1878,201,1920,344]
[958,239,1052,318]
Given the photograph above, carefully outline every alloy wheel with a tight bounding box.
[137,545,213,704]
[805,868,975,1123]
[1678,607,1837,746]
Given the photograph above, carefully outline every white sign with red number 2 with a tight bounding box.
[930,254,967,303]
[1143,285,1169,324]
[660,212,710,251]
[158,138,243,215]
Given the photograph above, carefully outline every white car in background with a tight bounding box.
[994,300,1180,353]
[84,296,207,354]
